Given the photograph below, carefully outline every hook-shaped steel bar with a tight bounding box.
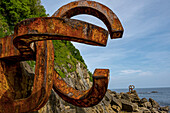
[53,69,109,107]
[52,0,124,39]
[13,17,108,57]
[52,0,124,107]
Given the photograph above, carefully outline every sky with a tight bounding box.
[41,0,170,89]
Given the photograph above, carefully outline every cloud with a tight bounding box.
[120,69,153,77]
[120,70,142,74]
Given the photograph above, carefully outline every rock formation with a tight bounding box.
[17,60,169,113]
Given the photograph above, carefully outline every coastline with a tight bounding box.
[107,89,170,112]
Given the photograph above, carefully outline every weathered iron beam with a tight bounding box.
[53,69,109,107]
[0,41,54,112]
[13,17,108,57]
[52,0,123,107]
[52,0,124,39]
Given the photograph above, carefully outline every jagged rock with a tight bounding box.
[121,93,131,101]
[115,93,121,99]
[103,91,112,106]
[121,99,138,112]
[140,98,148,103]
[149,98,160,108]
[129,90,141,104]
[159,106,169,112]
[111,97,122,109]
[140,102,152,109]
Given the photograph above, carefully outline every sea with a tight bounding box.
[111,87,170,107]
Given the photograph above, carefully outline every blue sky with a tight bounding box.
[41,0,170,89]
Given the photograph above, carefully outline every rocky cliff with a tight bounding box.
[19,59,169,113]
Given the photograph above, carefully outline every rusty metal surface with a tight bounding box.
[0,35,22,60]
[53,69,109,107]
[13,17,108,56]
[129,85,135,93]
[0,41,54,112]
[52,0,124,39]
[0,0,124,112]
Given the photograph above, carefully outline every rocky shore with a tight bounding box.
[34,61,169,113]
[106,89,169,113]
[12,61,169,113]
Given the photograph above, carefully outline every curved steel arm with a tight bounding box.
[53,69,109,107]
[0,40,54,112]
[51,0,124,107]
[52,0,124,39]
[13,17,108,57]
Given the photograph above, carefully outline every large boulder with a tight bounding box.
[121,99,138,112]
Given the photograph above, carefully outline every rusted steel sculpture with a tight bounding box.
[0,0,124,112]
[129,85,135,93]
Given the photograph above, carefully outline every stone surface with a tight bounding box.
[111,97,122,109]
[149,98,160,108]
[140,102,152,109]
[139,107,151,113]
[150,108,159,113]
[121,99,138,112]
[159,106,169,111]
[140,98,148,103]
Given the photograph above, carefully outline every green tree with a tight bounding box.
[0,0,47,37]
